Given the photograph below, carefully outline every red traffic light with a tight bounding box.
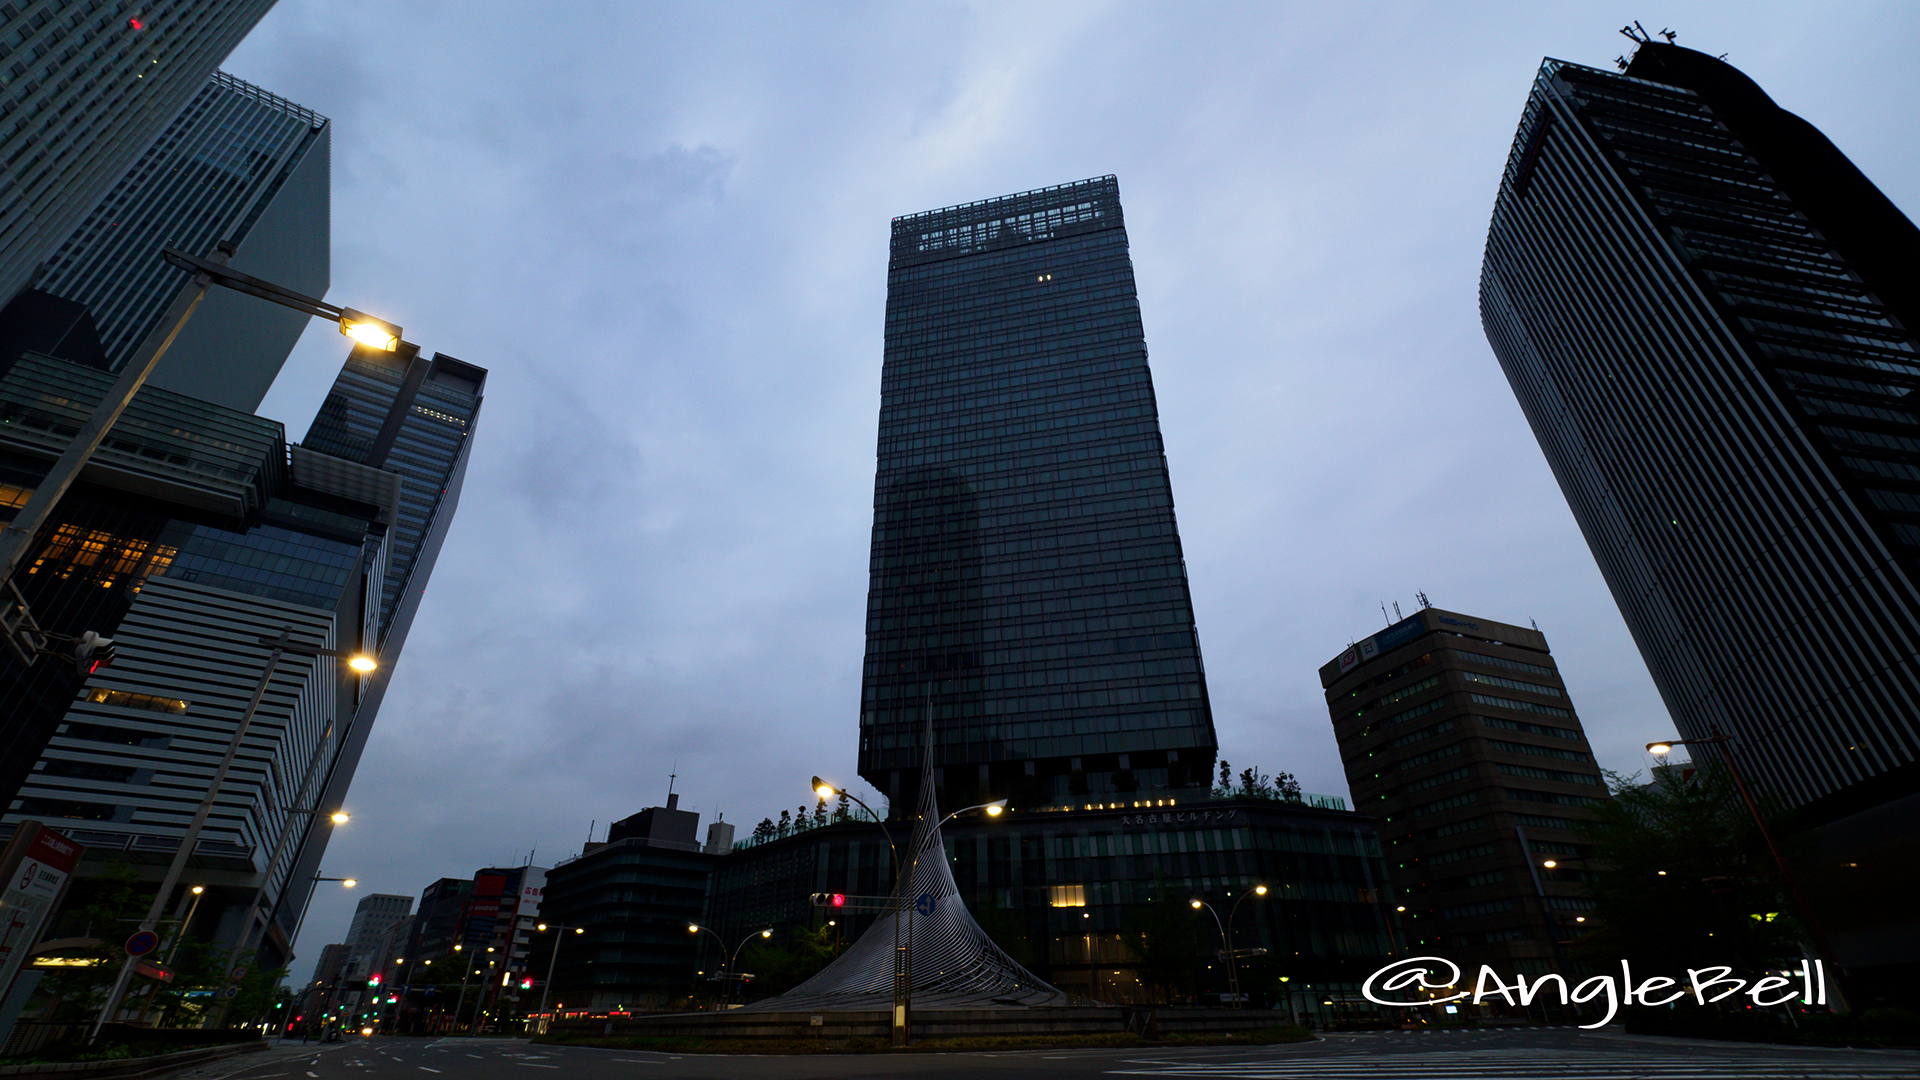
[367,974,381,987]
[831,894,846,907]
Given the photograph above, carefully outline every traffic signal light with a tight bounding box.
[73,631,114,675]
[521,978,533,990]
[367,973,381,988]
[832,893,845,908]
[808,892,849,907]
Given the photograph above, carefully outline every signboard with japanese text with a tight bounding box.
[0,823,84,1002]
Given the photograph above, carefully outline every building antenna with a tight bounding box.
[1380,602,1390,625]
[1392,601,1402,621]
[1416,591,1431,609]
[667,762,677,803]
[585,819,594,847]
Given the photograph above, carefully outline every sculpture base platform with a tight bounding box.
[550,1006,1292,1042]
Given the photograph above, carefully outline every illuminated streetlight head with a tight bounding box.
[538,924,547,931]
[191,885,204,895]
[342,878,357,888]
[1647,741,1674,755]
[1254,884,1268,896]
[761,929,772,938]
[348,654,377,674]
[812,777,837,800]
[687,924,699,934]
[1396,905,1407,912]
[339,309,401,352]
[330,811,351,825]
[1542,859,1557,869]
[1190,899,1203,909]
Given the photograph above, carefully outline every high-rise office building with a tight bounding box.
[1320,608,1606,979]
[266,344,485,953]
[343,892,413,975]
[29,71,330,413]
[1479,42,1920,823]
[0,350,397,970]
[859,176,1217,814]
[0,1,279,307]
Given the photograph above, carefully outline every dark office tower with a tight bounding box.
[1321,609,1607,980]
[859,176,1217,815]
[301,344,485,647]
[1480,43,1920,822]
[0,1,279,307]
[31,72,330,413]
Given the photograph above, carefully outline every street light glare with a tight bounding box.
[687,924,699,934]
[1254,884,1268,895]
[339,309,401,351]
[1190,899,1202,909]
[330,811,350,825]
[985,805,1003,816]
[341,878,357,888]
[191,885,204,894]
[1543,859,1557,869]
[347,654,377,674]
[1647,741,1674,755]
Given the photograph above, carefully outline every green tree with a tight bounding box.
[1575,765,1802,975]
[30,861,145,1022]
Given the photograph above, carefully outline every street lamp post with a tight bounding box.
[1192,884,1268,1007]
[89,627,371,1040]
[287,875,359,961]
[687,925,771,1009]
[450,945,495,1035]
[1647,731,1848,1011]
[0,244,403,624]
[532,923,583,1034]
[811,778,899,879]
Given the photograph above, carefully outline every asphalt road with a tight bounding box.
[169,1030,1920,1080]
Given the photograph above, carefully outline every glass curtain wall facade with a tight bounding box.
[1479,44,1920,820]
[32,71,330,413]
[706,799,1398,1017]
[862,176,1217,815]
[0,351,387,963]
[0,0,278,306]
[264,344,485,954]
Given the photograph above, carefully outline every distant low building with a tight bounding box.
[534,794,716,1015]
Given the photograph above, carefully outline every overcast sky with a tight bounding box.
[220,2,1920,981]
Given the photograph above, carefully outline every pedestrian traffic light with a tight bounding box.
[72,631,115,675]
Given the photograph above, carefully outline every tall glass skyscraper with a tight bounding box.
[32,71,330,413]
[1479,42,1920,822]
[860,176,1217,815]
[0,1,279,307]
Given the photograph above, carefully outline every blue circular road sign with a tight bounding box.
[125,930,160,956]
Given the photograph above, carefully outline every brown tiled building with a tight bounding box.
[1321,608,1607,979]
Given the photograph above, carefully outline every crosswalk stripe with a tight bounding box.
[1106,1057,1919,1079]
